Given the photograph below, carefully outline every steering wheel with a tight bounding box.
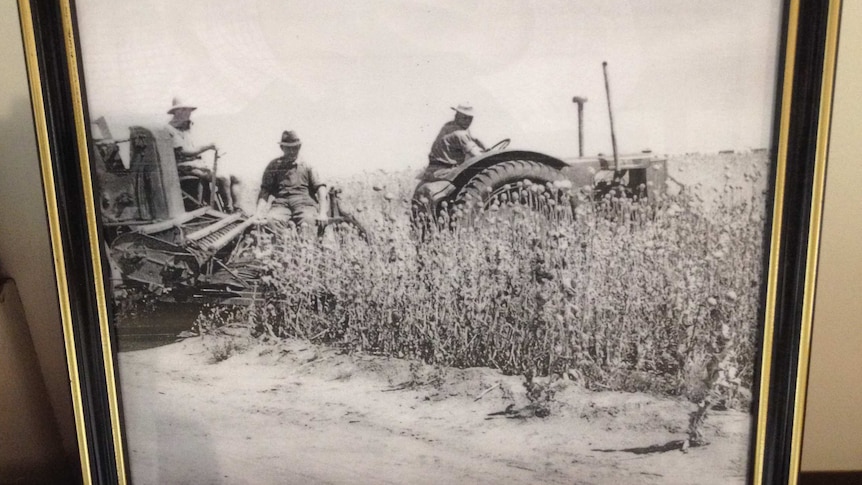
[486,138,510,152]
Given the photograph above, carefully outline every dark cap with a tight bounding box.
[279,130,301,147]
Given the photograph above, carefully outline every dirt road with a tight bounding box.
[118,336,751,485]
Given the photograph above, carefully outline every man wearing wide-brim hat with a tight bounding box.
[165,98,239,212]
[255,130,329,228]
[166,98,214,161]
[424,103,487,178]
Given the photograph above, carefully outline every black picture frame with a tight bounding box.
[17,0,841,483]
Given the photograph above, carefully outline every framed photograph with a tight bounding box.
[18,0,840,483]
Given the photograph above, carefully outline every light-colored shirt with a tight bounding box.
[428,120,483,167]
[166,124,194,153]
[166,124,207,169]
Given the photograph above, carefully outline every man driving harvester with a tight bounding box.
[166,98,239,212]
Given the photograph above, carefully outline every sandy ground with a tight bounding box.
[118,331,752,485]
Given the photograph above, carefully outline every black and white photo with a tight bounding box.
[19,0,842,483]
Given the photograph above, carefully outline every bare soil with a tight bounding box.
[118,332,751,485]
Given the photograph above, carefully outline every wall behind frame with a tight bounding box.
[0,0,78,469]
[800,1,862,472]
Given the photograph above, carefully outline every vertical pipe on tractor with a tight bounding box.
[572,96,588,157]
[602,61,620,171]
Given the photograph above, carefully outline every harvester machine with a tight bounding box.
[92,123,258,305]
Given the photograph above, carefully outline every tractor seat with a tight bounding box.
[179,174,205,207]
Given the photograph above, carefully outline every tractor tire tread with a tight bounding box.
[454,159,567,209]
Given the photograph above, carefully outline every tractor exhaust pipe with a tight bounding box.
[602,61,620,171]
[571,96,587,157]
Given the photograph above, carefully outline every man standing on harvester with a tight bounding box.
[255,130,329,229]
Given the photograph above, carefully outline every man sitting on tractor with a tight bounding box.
[255,130,329,229]
[166,98,239,212]
[421,103,487,181]
[412,103,487,218]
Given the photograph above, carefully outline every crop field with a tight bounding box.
[221,151,770,412]
[120,151,770,483]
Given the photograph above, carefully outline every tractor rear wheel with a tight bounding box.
[452,159,575,222]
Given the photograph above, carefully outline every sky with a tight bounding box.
[75,0,783,181]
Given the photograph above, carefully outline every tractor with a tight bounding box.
[411,63,667,227]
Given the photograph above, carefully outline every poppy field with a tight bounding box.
[217,151,770,415]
